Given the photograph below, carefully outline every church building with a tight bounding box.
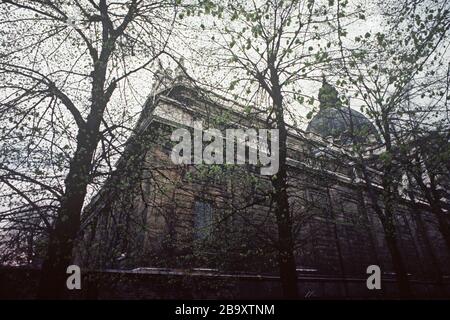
[77,64,450,298]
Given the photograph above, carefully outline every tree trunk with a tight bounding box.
[430,202,450,254]
[411,202,445,295]
[269,74,298,299]
[37,130,97,298]
[272,164,299,299]
[381,174,413,298]
[37,43,111,297]
[428,187,450,255]
[357,157,412,297]
[412,171,450,255]
[383,223,413,298]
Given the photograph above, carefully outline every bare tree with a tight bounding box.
[189,0,365,298]
[335,0,450,297]
[0,0,180,298]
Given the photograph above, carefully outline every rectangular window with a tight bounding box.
[193,200,214,240]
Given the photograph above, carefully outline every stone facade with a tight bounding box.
[77,77,450,297]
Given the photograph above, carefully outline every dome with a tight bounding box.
[306,107,378,145]
[306,79,378,146]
